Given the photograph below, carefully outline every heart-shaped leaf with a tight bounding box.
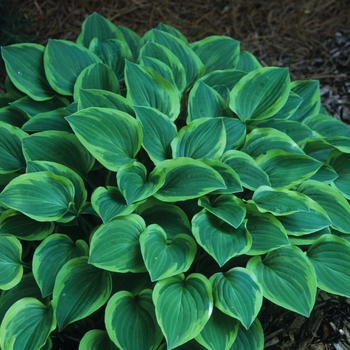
[210,267,263,329]
[117,161,165,204]
[66,107,142,171]
[53,256,112,330]
[89,214,146,273]
[198,195,246,228]
[247,245,317,316]
[105,290,163,350]
[153,273,213,349]
[192,210,251,267]
[230,318,264,350]
[195,307,239,350]
[140,224,197,281]
[0,298,56,350]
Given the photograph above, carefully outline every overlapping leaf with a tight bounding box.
[79,330,119,350]
[33,234,88,297]
[229,67,290,121]
[53,256,112,330]
[192,210,251,267]
[1,43,55,101]
[247,245,317,316]
[66,107,142,171]
[0,298,56,350]
[154,158,226,202]
[89,214,146,272]
[105,289,162,350]
[210,267,263,329]
[140,224,197,281]
[153,273,213,349]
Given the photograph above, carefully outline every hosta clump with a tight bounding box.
[1,12,350,350]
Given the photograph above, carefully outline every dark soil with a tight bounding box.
[1,1,350,349]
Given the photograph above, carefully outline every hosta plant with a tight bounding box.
[1,12,350,350]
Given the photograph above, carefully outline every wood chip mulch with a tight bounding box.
[1,1,350,349]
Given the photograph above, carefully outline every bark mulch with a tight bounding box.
[1,1,350,349]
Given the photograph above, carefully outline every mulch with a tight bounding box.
[1,0,350,349]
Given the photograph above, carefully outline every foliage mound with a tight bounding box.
[1,12,350,350]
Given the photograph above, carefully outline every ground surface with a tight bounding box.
[1,0,350,349]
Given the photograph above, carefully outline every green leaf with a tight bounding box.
[79,330,119,350]
[73,62,120,100]
[256,150,322,189]
[1,43,55,101]
[230,318,264,350]
[252,118,313,144]
[191,36,240,73]
[33,234,88,297]
[221,117,246,151]
[135,105,177,164]
[229,67,290,121]
[200,159,243,195]
[289,80,321,121]
[242,127,304,158]
[154,158,226,202]
[139,56,177,89]
[0,209,54,241]
[245,203,290,255]
[198,195,246,228]
[0,121,27,174]
[210,267,263,329]
[27,161,86,218]
[235,51,262,72]
[136,198,192,241]
[77,12,122,47]
[145,29,205,89]
[125,61,181,121]
[195,307,239,350]
[252,186,311,216]
[289,228,330,246]
[307,235,350,297]
[153,273,213,349]
[21,107,72,133]
[298,180,350,233]
[155,23,189,42]
[0,234,23,290]
[78,89,135,115]
[139,41,186,92]
[117,25,141,61]
[187,81,230,123]
[0,106,28,128]
[44,39,102,95]
[22,130,95,177]
[66,107,142,171]
[140,224,197,281]
[91,186,139,223]
[192,210,251,267]
[172,118,226,159]
[105,289,162,350]
[9,95,68,118]
[303,113,350,138]
[0,298,56,350]
[0,273,43,324]
[198,69,246,91]
[247,245,317,316]
[89,214,146,272]
[221,150,270,190]
[277,197,331,236]
[53,256,112,330]
[328,150,350,199]
[0,171,75,222]
[270,91,303,120]
[89,38,132,80]
[117,161,165,204]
